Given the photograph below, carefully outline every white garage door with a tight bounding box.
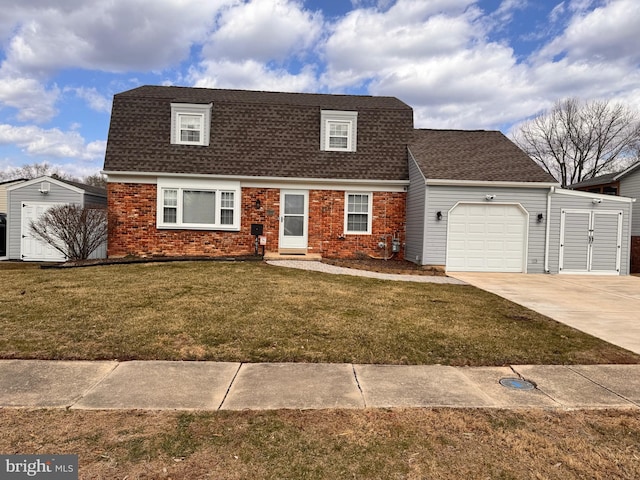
[21,203,66,262]
[447,203,527,272]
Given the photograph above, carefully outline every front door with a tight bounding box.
[559,209,622,274]
[279,190,308,252]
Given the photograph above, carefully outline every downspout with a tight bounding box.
[544,186,555,273]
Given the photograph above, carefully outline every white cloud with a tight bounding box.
[70,87,112,114]
[203,0,323,63]
[537,0,640,64]
[322,0,481,90]
[189,59,318,92]
[0,124,105,161]
[0,74,59,123]
[2,0,233,75]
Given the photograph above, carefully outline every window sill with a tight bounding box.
[157,225,241,232]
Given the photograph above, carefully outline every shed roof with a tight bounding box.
[409,129,557,183]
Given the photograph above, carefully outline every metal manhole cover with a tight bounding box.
[499,377,536,390]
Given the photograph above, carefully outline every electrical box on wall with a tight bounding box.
[251,223,264,236]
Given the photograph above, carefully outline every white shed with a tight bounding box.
[5,176,107,262]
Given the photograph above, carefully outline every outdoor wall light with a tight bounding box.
[592,198,602,204]
[436,211,442,221]
[537,213,544,223]
[39,182,50,195]
[485,194,496,201]
[255,199,261,209]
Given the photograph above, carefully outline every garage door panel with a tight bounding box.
[447,204,526,273]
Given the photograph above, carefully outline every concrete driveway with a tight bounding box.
[449,273,640,355]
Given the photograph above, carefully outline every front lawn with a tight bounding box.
[0,261,637,365]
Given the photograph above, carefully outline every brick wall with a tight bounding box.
[631,236,640,274]
[108,183,406,259]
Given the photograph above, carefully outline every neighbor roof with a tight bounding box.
[409,129,557,183]
[104,85,414,181]
[569,160,640,189]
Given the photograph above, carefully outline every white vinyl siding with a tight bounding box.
[157,178,240,230]
[420,186,548,272]
[345,192,372,234]
[620,171,640,237]
[547,190,631,275]
[320,110,357,152]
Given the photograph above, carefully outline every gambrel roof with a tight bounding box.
[409,129,557,183]
[104,85,414,181]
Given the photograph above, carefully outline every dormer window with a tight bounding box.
[321,110,357,152]
[171,103,212,146]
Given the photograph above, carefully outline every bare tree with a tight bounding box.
[512,98,640,187]
[0,162,73,182]
[82,173,107,188]
[29,205,109,261]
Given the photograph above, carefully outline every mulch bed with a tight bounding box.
[321,258,446,276]
[38,255,445,276]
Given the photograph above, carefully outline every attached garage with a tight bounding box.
[405,129,634,275]
[447,203,527,272]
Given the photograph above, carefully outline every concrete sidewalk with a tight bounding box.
[1,360,640,411]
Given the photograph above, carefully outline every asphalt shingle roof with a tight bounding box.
[104,85,414,181]
[409,129,557,183]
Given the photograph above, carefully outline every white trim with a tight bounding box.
[103,171,408,191]
[320,110,357,152]
[6,176,84,194]
[344,192,373,235]
[279,189,309,250]
[544,186,554,273]
[445,201,529,273]
[613,160,640,181]
[559,209,622,275]
[170,103,212,146]
[425,178,559,188]
[156,177,240,231]
[553,187,635,203]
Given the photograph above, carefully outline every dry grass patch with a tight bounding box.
[1,408,639,479]
[0,261,637,365]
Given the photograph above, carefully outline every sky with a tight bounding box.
[0,0,639,179]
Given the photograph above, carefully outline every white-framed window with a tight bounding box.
[157,178,240,230]
[170,103,212,146]
[321,110,357,152]
[345,192,372,234]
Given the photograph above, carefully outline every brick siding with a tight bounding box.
[631,236,640,274]
[108,183,406,259]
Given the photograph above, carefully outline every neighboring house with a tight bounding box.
[102,85,633,275]
[5,176,107,262]
[571,161,640,273]
[1,179,27,258]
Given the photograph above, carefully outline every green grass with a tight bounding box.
[0,261,636,365]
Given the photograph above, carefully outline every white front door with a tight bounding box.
[279,190,308,252]
[560,209,622,274]
[21,203,66,262]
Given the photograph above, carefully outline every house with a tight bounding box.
[102,85,633,275]
[103,86,412,260]
[571,161,640,272]
[1,178,27,259]
[5,176,107,261]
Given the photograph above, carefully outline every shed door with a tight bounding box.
[21,203,66,262]
[559,209,622,274]
[447,203,527,272]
